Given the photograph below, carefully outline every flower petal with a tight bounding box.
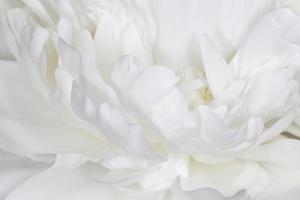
[231,9,300,78]
[200,34,230,96]
[0,60,107,157]
[6,165,164,200]
[0,149,49,199]
[70,82,157,159]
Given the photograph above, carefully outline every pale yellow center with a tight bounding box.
[201,86,213,103]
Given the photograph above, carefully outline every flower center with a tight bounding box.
[201,86,213,103]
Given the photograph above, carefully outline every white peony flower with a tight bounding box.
[1,0,300,199]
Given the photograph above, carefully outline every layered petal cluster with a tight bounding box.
[1,0,300,199]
